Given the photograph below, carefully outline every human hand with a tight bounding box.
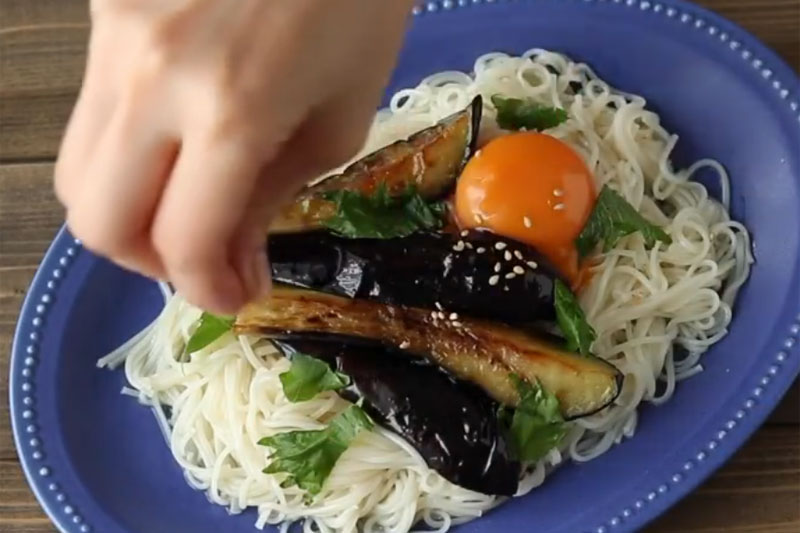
[55,0,414,313]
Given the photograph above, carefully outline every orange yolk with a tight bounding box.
[455,132,595,282]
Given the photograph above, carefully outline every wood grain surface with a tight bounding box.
[0,1,798,532]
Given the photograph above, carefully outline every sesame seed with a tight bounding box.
[437,311,446,320]
[449,312,459,320]
[553,203,566,211]
[431,311,438,318]
[451,321,462,327]
[475,149,482,157]
[477,247,486,254]
[453,240,466,252]
[514,250,523,260]
[399,340,410,349]
[460,230,469,237]
[435,302,443,311]
[465,242,474,249]
[489,275,500,286]
[504,250,512,261]
[527,261,538,269]
[495,241,507,250]
[505,272,516,280]
[504,286,509,291]
[494,262,501,273]
[523,216,532,228]
[513,266,525,275]
[553,188,565,197]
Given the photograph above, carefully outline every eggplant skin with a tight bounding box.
[272,338,520,496]
[270,96,482,233]
[268,229,560,325]
[236,287,623,420]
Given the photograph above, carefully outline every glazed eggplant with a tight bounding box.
[236,287,622,419]
[272,338,520,496]
[270,96,482,233]
[268,229,560,324]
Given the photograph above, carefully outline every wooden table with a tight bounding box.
[1,1,798,531]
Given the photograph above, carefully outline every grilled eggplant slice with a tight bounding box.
[270,96,482,233]
[268,229,560,324]
[273,338,520,496]
[236,287,622,419]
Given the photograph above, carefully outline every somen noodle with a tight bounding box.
[99,49,752,533]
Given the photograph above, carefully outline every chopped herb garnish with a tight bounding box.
[554,279,596,357]
[491,95,568,131]
[280,353,351,402]
[576,185,671,258]
[498,375,566,463]
[259,405,373,495]
[321,182,446,239]
[185,312,235,354]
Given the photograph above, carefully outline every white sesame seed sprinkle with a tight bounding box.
[451,321,462,327]
[460,230,469,237]
[437,311,446,320]
[435,302,443,311]
[504,250,512,261]
[553,188,565,197]
[505,272,516,280]
[494,262,502,273]
[453,240,465,252]
[503,286,509,291]
[399,340,410,349]
[489,275,500,286]
[514,250,523,260]
[465,242,474,249]
[527,261,538,269]
[523,216,532,228]
[449,312,459,320]
[431,310,438,318]
[553,203,566,211]
[477,247,486,254]
[495,242,507,250]
[475,149,482,158]
[513,266,525,275]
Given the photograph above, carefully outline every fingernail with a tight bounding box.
[213,275,245,314]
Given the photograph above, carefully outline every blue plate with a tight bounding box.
[10,1,800,532]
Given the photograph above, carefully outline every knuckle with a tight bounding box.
[145,13,187,62]
[207,110,276,162]
[209,105,255,145]
[66,210,126,257]
[137,43,173,86]
[121,56,168,115]
[151,220,205,275]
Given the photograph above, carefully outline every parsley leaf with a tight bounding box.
[554,279,596,356]
[280,353,351,402]
[185,312,235,354]
[258,405,373,495]
[491,95,568,131]
[576,185,672,258]
[321,182,446,239]
[498,375,566,464]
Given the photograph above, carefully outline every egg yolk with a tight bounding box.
[455,132,595,281]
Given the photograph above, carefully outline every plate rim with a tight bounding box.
[9,1,800,532]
